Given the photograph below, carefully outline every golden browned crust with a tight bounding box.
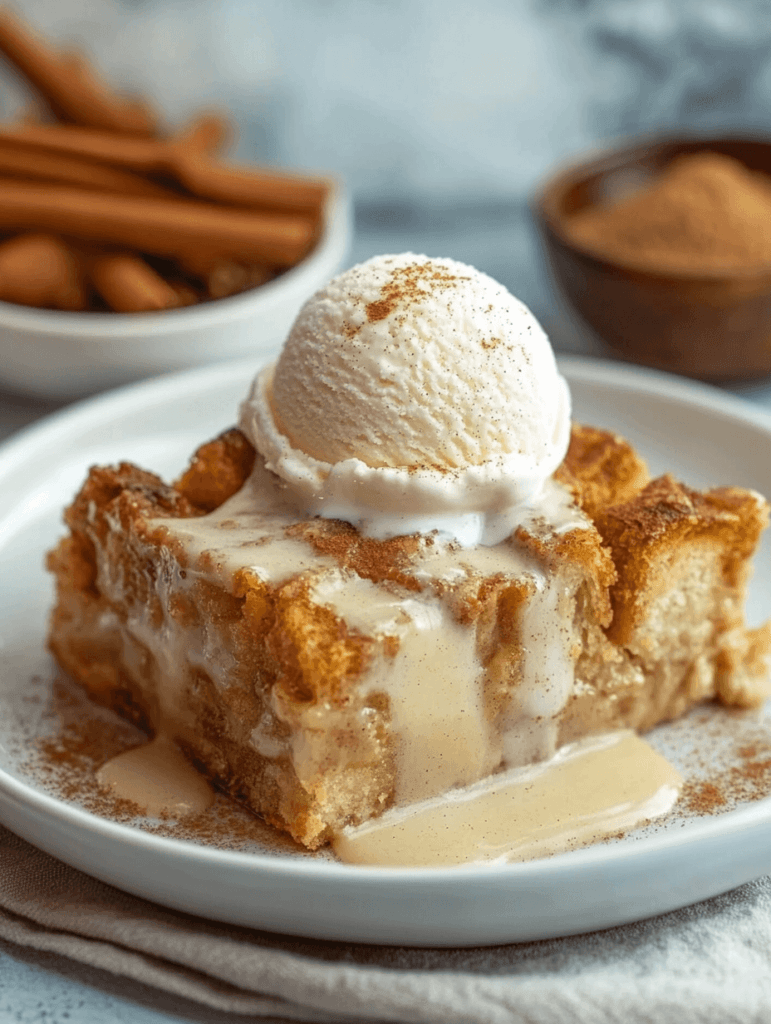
[175,427,256,513]
[595,475,768,646]
[556,424,650,519]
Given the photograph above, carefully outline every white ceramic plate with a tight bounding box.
[2,355,771,948]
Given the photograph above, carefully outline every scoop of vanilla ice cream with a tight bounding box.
[240,253,571,546]
[270,254,561,471]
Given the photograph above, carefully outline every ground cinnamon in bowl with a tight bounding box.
[567,153,771,277]
[536,137,771,379]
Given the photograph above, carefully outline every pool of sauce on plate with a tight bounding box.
[97,734,214,817]
[333,730,681,867]
[96,728,680,865]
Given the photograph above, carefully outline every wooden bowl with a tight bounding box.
[535,135,771,380]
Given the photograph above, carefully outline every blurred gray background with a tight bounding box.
[5,0,771,332]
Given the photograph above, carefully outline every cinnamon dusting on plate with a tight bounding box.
[680,737,771,816]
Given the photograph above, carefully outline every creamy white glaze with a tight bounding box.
[308,571,495,803]
[153,459,339,589]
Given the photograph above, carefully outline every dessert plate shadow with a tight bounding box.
[1,355,771,947]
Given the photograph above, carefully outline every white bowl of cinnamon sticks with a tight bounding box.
[0,8,351,399]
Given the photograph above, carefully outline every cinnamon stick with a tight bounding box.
[175,152,330,217]
[0,9,157,135]
[0,124,331,214]
[0,181,316,265]
[0,231,86,309]
[90,253,180,312]
[0,139,175,197]
[0,123,162,168]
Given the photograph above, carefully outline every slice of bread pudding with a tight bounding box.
[46,424,771,849]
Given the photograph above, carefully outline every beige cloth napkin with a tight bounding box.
[2,822,771,1024]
